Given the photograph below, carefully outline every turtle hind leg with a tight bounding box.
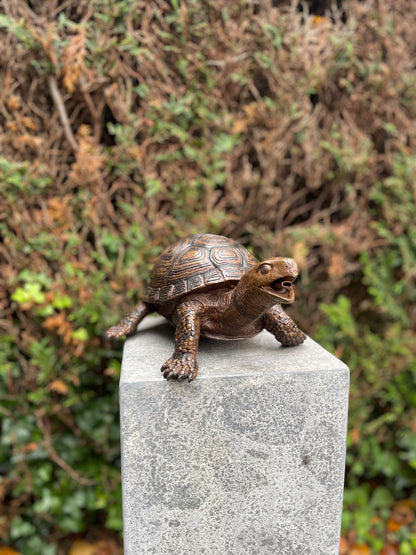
[264,304,306,346]
[106,301,152,339]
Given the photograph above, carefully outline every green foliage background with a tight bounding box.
[0,0,415,552]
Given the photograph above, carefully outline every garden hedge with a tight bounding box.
[1,0,415,552]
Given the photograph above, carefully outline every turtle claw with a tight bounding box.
[106,324,129,339]
[161,356,198,382]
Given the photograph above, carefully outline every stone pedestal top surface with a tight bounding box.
[121,316,348,383]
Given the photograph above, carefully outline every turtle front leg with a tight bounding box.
[161,301,202,382]
[106,301,153,339]
[264,304,306,346]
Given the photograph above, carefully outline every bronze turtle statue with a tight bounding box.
[106,233,306,382]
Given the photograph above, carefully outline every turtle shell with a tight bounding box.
[143,234,258,304]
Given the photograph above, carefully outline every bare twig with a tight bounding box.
[35,410,94,486]
[48,75,78,152]
[80,84,103,143]
[206,52,250,67]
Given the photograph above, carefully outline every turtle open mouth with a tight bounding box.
[262,276,295,301]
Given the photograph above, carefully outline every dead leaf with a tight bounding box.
[349,427,361,445]
[21,442,38,453]
[6,122,19,132]
[387,499,415,531]
[292,241,308,269]
[68,539,120,555]
[339,535,349,554]
[48,379,68,395]
[334,345,345,359]
[109,281,120,292]
[328,252,346,281]
[350,545,371,555]
[380,543,400,555]
[43,313,73,344]
[312,15,330,26]
[6,95,21,111]
[12,134,43,150]
[22,117,38,132]
[68,540,96,555]
[232,118,249,134]
[63,32,88,93]
[387,519,402,532]
[92,539,119,555]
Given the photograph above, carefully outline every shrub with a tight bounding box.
[0,0,415,552]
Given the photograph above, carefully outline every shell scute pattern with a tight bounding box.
[172,280,188,298]
[186,274,205,291]
[143,234,258,304]
[158,285,174,302]
[203,269,224,284]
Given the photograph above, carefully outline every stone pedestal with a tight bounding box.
[120,316,349,555]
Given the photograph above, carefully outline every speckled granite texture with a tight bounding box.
[120,316,349,555]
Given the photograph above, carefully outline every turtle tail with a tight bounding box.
[106,301,152,339]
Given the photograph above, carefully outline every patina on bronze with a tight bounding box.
[106,233,306,382]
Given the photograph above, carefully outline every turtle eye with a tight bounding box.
[259,264,272,274]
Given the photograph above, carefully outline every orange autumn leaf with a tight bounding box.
[48,379,68,395]
[43,313,73,344]
[243,101,262,119]
[6,121,19,132]
[387,499,415,531]
[387,518,402,532]
[380,543,400,555]
[393,498,416,510]
[339,535,349,554]
[68,539,120,555]
[0,548,21,555]
[6,95,21,111]
[63,32,88,93]
[329,252,346,281]
[47,196,73,224]
[21,442,38,453]
[69,127,106,186]
[12,134,43,150]
[312,15,329,26]
[91,539,120,555]
[22,116,38,132]
[349,427,361,445]
[43,312,66,331]
[350,545,371,555]
[232,118,249,135]
[68,540,97,555]
[110,280,121,292]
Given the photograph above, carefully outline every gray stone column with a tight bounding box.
[120,316,349,555]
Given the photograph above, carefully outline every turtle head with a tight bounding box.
[249,257,299,304]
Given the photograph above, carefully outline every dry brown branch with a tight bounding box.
[47,75,78,152]
[35,410,94,486]
[80,86,104,143]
